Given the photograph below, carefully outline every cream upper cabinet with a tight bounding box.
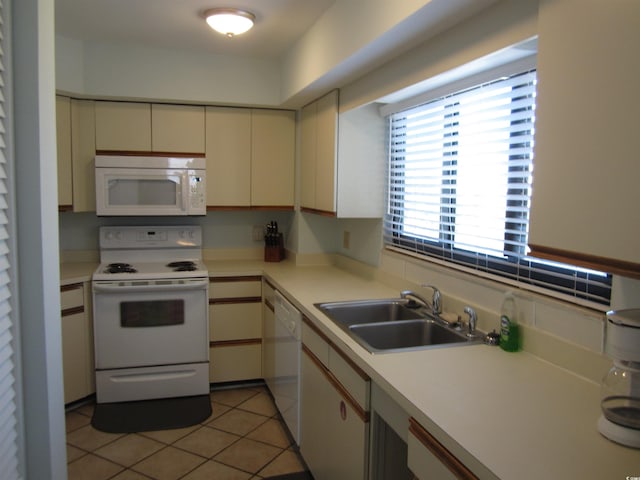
[300,90,338,214]
[300,90,384,218]
[251,109,295,207]
[56,96,96,212]
[529,0,640,278]
[205,106,251,206]
[71,99,97,212]
[95,101,152,152]
[151,104,205,154]
[95,101,205,154]
[300,102,318,209]
[56,96,73,207]
[205,107,295,208]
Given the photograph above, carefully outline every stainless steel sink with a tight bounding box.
[349,319,473,353]
[315,299,482,354]
[315,299,426,328]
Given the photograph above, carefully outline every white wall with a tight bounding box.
[59,210,295,253]
[56,36,282,107]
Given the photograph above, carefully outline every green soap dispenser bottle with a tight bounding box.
[499,293,520,352]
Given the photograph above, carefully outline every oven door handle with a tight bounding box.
[93,280,209,294]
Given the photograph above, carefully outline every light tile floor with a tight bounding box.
[65,385,308,480]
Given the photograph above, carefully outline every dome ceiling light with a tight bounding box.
[203,8,255,37]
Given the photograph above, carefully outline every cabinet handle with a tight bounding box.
[339,400,347,421]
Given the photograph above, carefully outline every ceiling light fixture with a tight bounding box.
[203,8,255,37]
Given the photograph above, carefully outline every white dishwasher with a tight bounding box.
[271,290,302,444]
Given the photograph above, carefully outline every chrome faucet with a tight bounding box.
[400,290,431,310]
[400,285,442,317]
[421,284,442,315]
[463,306,477,336]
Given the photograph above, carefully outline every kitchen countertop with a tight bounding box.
[61,258,640,479]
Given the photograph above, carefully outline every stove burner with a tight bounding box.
[105,263,137,274]
[167,261,198,272]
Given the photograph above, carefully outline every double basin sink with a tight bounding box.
[315,298,483,354]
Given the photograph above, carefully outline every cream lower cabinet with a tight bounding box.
[408,417,478,480]
[262,279,276,385]
[209,276,262,383]
[60,283,94,404]
[300,318,370,480]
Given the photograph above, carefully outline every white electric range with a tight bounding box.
[92,225,210,404]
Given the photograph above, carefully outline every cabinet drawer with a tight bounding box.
[302,319,329,368]
[329,346,369,410]
[209,303,262,341]
[209,343,262,383]
[210,277,262,299]
[61,284,84,311]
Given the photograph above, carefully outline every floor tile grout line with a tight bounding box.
[66,386,308,480]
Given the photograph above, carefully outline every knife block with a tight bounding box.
[264,233,285,262]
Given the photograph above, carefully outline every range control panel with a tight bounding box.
[99,226,202,249]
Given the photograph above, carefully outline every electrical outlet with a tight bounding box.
[343,231,351,249]
[252,225,264,242]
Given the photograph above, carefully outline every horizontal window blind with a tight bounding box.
[384,69,611,306]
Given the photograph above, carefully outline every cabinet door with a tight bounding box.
[151,104,205,154]
[314,91,338,213]
[61,284,91,404]
[300,102,317,209]
[301,348,368,480]
[56,96,73,207]
[300,351,330,478]
[95,101,151,152]
[529,0,640,276]
[70,99,96,212]
[61,311,89,403]
[205,106,251,206]
[251,109,295,207]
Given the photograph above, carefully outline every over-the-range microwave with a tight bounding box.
[95,155,206,216]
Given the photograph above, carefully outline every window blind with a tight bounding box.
[0,0,21,477]
[384,69,612,306]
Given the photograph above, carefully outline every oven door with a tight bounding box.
[95,167,189,216]
[92,278,209,369]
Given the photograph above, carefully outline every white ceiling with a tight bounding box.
[55,0,336,58]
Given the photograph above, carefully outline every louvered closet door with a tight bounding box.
[0,0,20,478]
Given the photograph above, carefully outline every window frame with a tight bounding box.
[383,65,612,307]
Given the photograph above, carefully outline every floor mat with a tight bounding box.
[91,394,212,433]
[263,473,313,480]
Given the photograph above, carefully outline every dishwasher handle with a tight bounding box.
[274,291,302,338]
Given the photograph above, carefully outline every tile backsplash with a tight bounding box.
[334,249,617,384]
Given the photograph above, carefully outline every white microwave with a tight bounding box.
[95,155,206,216]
